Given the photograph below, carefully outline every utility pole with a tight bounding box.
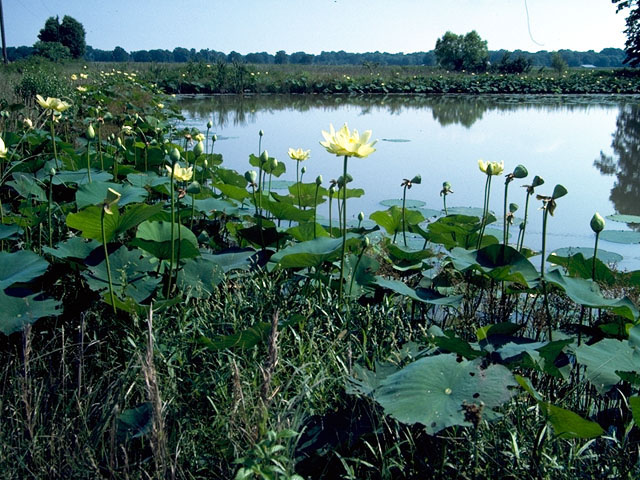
[0,0,7,64]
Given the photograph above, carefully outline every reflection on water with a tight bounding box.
[178,93,640,267]
[178,93,640,129]
[595,104,640,220]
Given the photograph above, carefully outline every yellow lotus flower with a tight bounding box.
[320,123,376,158]
[70,74,78,81]
[36,95,72,113]
[76,86,87,92]
[166,163,193,182]
[103,188,122,215]
[157,103,164,109]
[287,148,311,161]
[80,73,88,79]
[0,136,7,158]
[194,133,205,142]
[478,159,504,176]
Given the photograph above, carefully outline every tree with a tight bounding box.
[613,0,640,66]
[274,50,288,64]
[37,15,85,59]
[434,30,488,72]
[33,40,70,61]
[59,16,85,58]
[550,52,568,72]
[111,46,129,62]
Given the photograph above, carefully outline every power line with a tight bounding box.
[524,0,545,47]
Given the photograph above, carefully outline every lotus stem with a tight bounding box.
[477,175,492,249]
[167,163,176,295]
[540,207,553,340]
[50,118,59,169]
[101,208,117,314]
[328,191,333,238]
[348,239,368,298]
[313,183,320,239]
[296,160,302,209]
[503,180,509,245]
[592,231,600,281]
[338,155,348,302]
[86,139,92,183]
[443,194,448,216]
[48,173,54,248]
[97,124,103,170]
[402,184,408,247]
[519,192,532,251]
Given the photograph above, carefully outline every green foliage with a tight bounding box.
[36,15,86,59]
[551,52,569,73]
[434,30,489,72]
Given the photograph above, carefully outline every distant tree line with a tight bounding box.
[5,45,627,68]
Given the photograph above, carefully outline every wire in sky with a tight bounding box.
[524,0,545,47]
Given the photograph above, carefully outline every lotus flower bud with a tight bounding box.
[193,141,204,157]
[87,123,95,140]
[212,134,217,142]
[590,212,605,233]
[512,165,528,179]
[316,175,323,186]
[363,236,370,247]
[509,203,518,213]
[117,137,123,148]
[358,211,365,222]
[103,187,122,215]
[301,166,307,175]
[259,129,264,137]
[245,170,257,184]
[170,147,181,163]
[269,157,279,170]
[207,120,213,129]
[49,167,56,176]
[186,181,201,194]
[260,150,269,164]
[329,185,337,195]
[23,118,33,129]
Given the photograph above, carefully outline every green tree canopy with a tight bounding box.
[434,30,489,72]
[614,0,640,66]
[36,15,86,59]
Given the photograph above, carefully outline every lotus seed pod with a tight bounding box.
[169,147,181,163]
[513,164,528,179]
[590,212,605,233]
[245,170,258,184]
[552,184,568,199]
[87,123,95,140]
[193,141,204,157]
[509,203,519,213]
[316,175,323,186]
[532,175,544,188]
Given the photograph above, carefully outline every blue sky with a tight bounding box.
[7,0,627,54]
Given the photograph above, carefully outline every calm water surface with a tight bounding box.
[178,94,640,269]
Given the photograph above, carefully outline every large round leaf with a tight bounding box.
[374,354,516,434]
[176,257,224,298]
[0,250,49,289]
[600,230,640,244]
[75,181,148,209]
[132,221,200,260]
[0,290,62,335]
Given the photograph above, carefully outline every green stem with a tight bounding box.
[338,155,349,302]
[503,180,510,246]
[328,192,333,238]
[50,118,59,169]
[348,242,367,298]
[402,184,408,247]
[313,184,320,239]
[443,194,448,215]
[541,208,552,340]
[519,192,532,251]
[167,164,176,295]
[296,160,301,209]
[477,175,492,249]
[86,139,92,183]
[48,175,53,248]
[101,208,117,314]
[97,124,103,170]
[592,231,600,281]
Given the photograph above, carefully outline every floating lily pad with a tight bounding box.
[269,180,295,190]
[600,230,640,244]
[418,208,443,218]
[381,138,411,142]
[380,199,426,209]
[551,247,623,264]
[606,214,640,224]
[447,207,487,217]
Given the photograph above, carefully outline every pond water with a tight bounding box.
[178,94,640,270]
